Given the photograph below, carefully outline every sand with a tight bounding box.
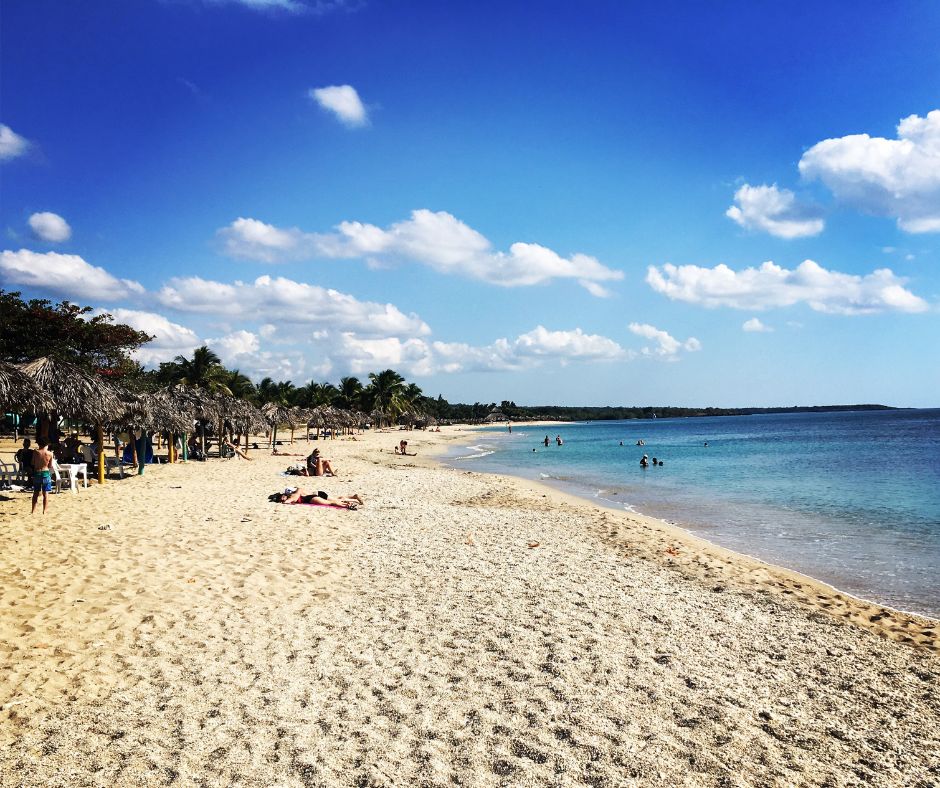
[0,427,937,787]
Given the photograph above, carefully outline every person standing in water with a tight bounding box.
[543,435,550,447]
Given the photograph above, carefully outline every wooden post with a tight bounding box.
[97,423,105,485]
[137,434,146,475]
[182,431,188,462]
[244,427,249,456]
[169,433,175,464]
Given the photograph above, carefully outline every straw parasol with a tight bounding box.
[20,356,126,424]
[20,356,127,483]
[0,359,53,415]
[261,401,295,448]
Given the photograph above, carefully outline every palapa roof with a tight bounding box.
[19,356,126,423]
[0,359,53,413]
[261,401,295,427]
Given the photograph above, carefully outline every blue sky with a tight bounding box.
[2,0,939,407]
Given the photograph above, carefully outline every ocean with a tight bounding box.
[444,409,940,619]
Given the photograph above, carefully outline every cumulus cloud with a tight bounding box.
[309,84,368,127]
[512,326,625,361]
[218,217,312,262]
[742,317,773,332]
[217,209,623,295]
[726,183,824,239]
[28,212,72,243]
[647,259,928,315]
[206,329,261,361]
[329,325,627,377]
[799,109,940,233]
[0,249,144,302]
[0,124,30,161]
[156,274,430,338]
[100,308,201,366]
[628,323,700,359]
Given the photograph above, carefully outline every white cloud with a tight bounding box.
[0,124,30,161]
[309,84,368,127]
[217,209,623,295]
[336,334,437,376]
[647,259,928,315]
[206,329,261,361]
[799,109,940,233]
[628,323,700,359]
[329,325,627,377]
[742,317,773,333]
[0,249,144,302]
[512,326,625,361]
[156,274,430,338]
[28,212,72,243]
[217,217,313,263]
[206,0,305,11]
[99,308,201,366]
[726,183,824,239]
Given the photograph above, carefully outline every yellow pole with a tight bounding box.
[97,424,105,484]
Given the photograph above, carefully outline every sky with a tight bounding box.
[2,0,939,407]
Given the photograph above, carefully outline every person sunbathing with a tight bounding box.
[306,448,336,476]
[223,439,252,461]
[271,489,363,509]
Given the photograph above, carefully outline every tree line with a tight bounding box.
[0,291,894,424]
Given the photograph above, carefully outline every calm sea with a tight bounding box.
[444,409,940,619]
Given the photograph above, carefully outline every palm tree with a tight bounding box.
[256,377,281,404]
[223,369,256,401]
[366,369,406,424]
[336,376,363,410]
[402,382,423,410]
[172,346,232,395]
[294,381,338,407]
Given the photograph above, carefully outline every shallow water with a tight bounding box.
[445,409,940,618]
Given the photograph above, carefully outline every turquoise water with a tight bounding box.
[445,410,940,618]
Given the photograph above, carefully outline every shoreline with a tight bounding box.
[436,426,940,643]
[2,427,938,785]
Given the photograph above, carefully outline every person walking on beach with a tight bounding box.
[31,439,54,514]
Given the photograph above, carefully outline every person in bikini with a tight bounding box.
[272,489,363,509]
[306,448,336,476]
[31,439,54,514]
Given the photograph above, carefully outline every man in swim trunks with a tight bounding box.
[31,439,54,514]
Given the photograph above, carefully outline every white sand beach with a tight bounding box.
[1,427,938,786]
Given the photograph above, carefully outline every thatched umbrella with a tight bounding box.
[20,356,127,484]
[261,402,295,449]
[0,360,53,436]
[156,384,204,459]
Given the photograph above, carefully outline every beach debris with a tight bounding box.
[665,545,680,556]
[528,541,540,549]
[464,535,474,545]
[186,578,197,584]
[97,523,112,531]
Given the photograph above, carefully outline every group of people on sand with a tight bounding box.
[273,443,366,510]
[394,440,416,456]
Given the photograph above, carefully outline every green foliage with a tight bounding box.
[0,289,153,372]
[365,369,407,418]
